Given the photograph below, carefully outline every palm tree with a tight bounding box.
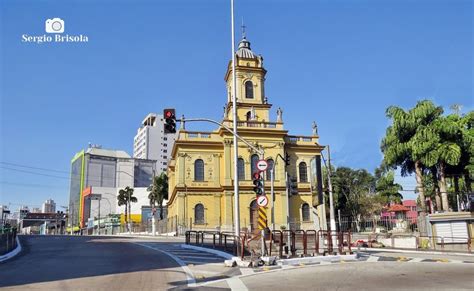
[117,186,137,229]
[147,172,169,220]
[375,170,403,204]
[381,100,443,213]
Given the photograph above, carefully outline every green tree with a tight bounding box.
[381,100,443,213]
[147,172,169,220]
[332,167,376,231]
[375,170,403,204]
[117,186,137,228]
[413,113,463,210]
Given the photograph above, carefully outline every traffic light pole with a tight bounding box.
[178,117,263,155]
[321,146,336,234]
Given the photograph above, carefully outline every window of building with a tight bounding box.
[164,137,167,141]
[250,154,259,175]
[245,81,254,99]
[194,203,205,224]
[163,143,167,147]
[163,155,167,159]
[302,203,310,222]
[163,149,167,153]
[299,162,308,182]
[238,158,245,180]
[194,159,204,181]
[266,159,274,180]
[246,111,251,121]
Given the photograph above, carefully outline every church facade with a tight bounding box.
[167,36,325,232]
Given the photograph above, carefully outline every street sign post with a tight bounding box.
[257,195,269,207]
[257,159,268,171]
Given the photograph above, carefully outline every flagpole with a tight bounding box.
[230,0,240,239]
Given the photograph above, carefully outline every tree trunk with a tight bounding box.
[438,162,449,212]
[124,205,128,229]
[464,170,472,193]
[415,161,426,213]
[431,172,441,211]
[128,201,131,229]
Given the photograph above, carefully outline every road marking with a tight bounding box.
[408,257,423,263]
[179,255,223,260]
[436,258,450,263]
[183,260,223,265]
[366,256,379,262]
[133,243,196,287]
[226,277,249,291]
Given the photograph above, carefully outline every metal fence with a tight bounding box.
[0,228,17,256]
[184,229,354,260]
[335,214,418,233]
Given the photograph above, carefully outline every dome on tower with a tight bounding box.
[236,37,257,59]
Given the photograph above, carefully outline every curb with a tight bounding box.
[180,244,234,259]
[277,254,357,266]
[359,247,474,257]
[0,236,22,263]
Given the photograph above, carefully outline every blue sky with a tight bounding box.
[0,0,472,209]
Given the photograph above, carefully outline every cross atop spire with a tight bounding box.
[241,18,246,39]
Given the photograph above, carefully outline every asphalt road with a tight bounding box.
[0,235,189,290]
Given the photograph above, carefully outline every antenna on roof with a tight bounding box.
[241,17,246,39]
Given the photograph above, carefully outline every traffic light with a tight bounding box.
[289,176,298,195]
[163,109,176,134]
[252,172,264,195]
[285,153,290,166]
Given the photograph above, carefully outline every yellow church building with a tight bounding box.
[167,35,325,233]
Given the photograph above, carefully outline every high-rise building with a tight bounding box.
[69,145,157,228]
[133,113,176,174]
[42,199,56,213]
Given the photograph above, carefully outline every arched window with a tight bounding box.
[194,159,204,181]
[245,81,254,99]
[238,158,245,180]
[266,159,274,181]
[246,111,251,121]
[250,154,259,175]
[194,203,205,224]
[302,203,310,222]
[299,162,308,182]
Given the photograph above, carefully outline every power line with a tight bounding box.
[0,161,70,174]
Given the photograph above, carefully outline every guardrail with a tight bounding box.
[0,228,17,256]
[184,229,354,260]
[185,231,242,255]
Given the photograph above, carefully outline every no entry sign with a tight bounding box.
[257,159,268,171]
[257,195,269,207]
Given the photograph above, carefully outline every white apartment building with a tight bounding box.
[133,113,176,174]
[42,199,56,213]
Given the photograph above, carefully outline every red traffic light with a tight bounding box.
[165,110,173,118]
[252,172,261,180]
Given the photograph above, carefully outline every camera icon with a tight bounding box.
[45,18,65,33]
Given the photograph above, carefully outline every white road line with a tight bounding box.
[179,255,223,260]
[184,261,224,266]
[226,277,249,291]
[408,257,423,263]
[133,243,196,287]
[366,256,380,262]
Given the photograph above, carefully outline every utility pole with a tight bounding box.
[151,170,156,236]
[230,0,240,240]
[322,145,336,232]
